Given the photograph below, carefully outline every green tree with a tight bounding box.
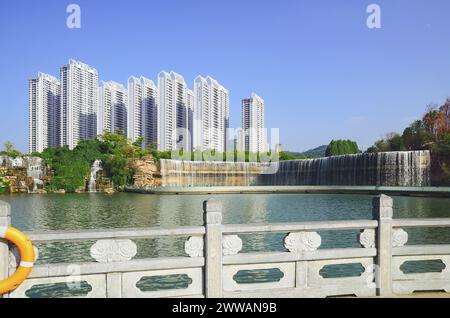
[325,139,360,156]
[0,141,22,158]
[4,141,13,152]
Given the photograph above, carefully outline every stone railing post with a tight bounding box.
[0,201,11,298]
[203,199,223,298]
[373,194,393,296]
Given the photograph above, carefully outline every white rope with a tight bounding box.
[19,261,34,268]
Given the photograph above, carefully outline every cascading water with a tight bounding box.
[0,156,46,192]
[260,150,431,186]
[159,150,431,187]
[159,159,271,187]
[88,160,102,192]
[24,157,46,192]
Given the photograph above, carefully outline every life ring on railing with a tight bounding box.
[0,226,35,295]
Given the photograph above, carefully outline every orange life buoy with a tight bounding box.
[0,226,35,294]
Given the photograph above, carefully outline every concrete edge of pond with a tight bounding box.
[124,186,450,197]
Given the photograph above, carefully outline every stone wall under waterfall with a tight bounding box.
[159,160,271,187]
[159,151,431,187]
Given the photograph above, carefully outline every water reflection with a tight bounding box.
[0,193,449,264]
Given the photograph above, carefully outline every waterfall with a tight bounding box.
[159,151,431,187]
[160,159,271,187]
[88,160,102,192]
[260,150,430,186]
[24,157,46,192]
[0,156,46,192]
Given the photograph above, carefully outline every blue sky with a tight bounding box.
[1,0,450,152]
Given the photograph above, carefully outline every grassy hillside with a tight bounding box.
[285,145,327,158]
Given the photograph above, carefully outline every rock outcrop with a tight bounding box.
[130,156,161,188]
[0,156,48,193]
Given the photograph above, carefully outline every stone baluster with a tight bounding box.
[203,199,223,298]
[0,201,11,298]
[373,194,393,296]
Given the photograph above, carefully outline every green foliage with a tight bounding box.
[34,132,361,193]
[433,133,450,185]
[325,140,360,157]
[38,132,142,192]
[367,100,450,154]
[278,151,311,160]
[285,145,327,158]
[39,145,99,193]
[366,101,450,185]
[433,133,450,157]
[0,141,22,158]
[0,177,9,194]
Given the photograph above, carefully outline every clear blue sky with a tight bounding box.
[1,0,450,152]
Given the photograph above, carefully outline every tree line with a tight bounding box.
[366,99,450,184]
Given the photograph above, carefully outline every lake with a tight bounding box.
[1,192,449,266]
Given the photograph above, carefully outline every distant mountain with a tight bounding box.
[285,145,327,158]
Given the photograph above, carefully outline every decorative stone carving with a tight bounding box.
[9,245,39,268]
[284,231,321,252]
[184,236,204,257]
[222,235,243,256]
[372,194,393,219]
[90,239,137,263]
[392,229,408,247]
[358,229,376,248]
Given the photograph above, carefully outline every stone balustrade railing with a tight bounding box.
[0,195,449,298]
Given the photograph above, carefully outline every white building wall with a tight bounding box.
[157,71,189,151]
[98,81,127,136]
[186,88,194,151]
[141,77,158,149]
[242,93,267,153]
[60,60,98,149]
[127,76,143,142]
[193,76,229,153]
[28,73,61,153]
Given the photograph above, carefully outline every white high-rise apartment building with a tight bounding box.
[157,71,189,151]
[141,77,158,149]
[193,76,230,152]
[127,76,143,142]
[60,60,98,149]
[98,81,127,136]
[241,93,267,153]
[127,76,158,148]
[186,89,194,151]
[28,73,61,153]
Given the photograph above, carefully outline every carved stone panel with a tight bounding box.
[392,229,408,247]
[284,232,321,252]
[222,235,243,256]
[90,239,137,263]
[358,229,376,248]
[184,236,204,258]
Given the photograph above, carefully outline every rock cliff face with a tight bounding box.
[0,156,48,193]
[0,155,162,194]
[130,156,162,188]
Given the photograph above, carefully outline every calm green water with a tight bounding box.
[1,192,449,263]
[1,193,449,297]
